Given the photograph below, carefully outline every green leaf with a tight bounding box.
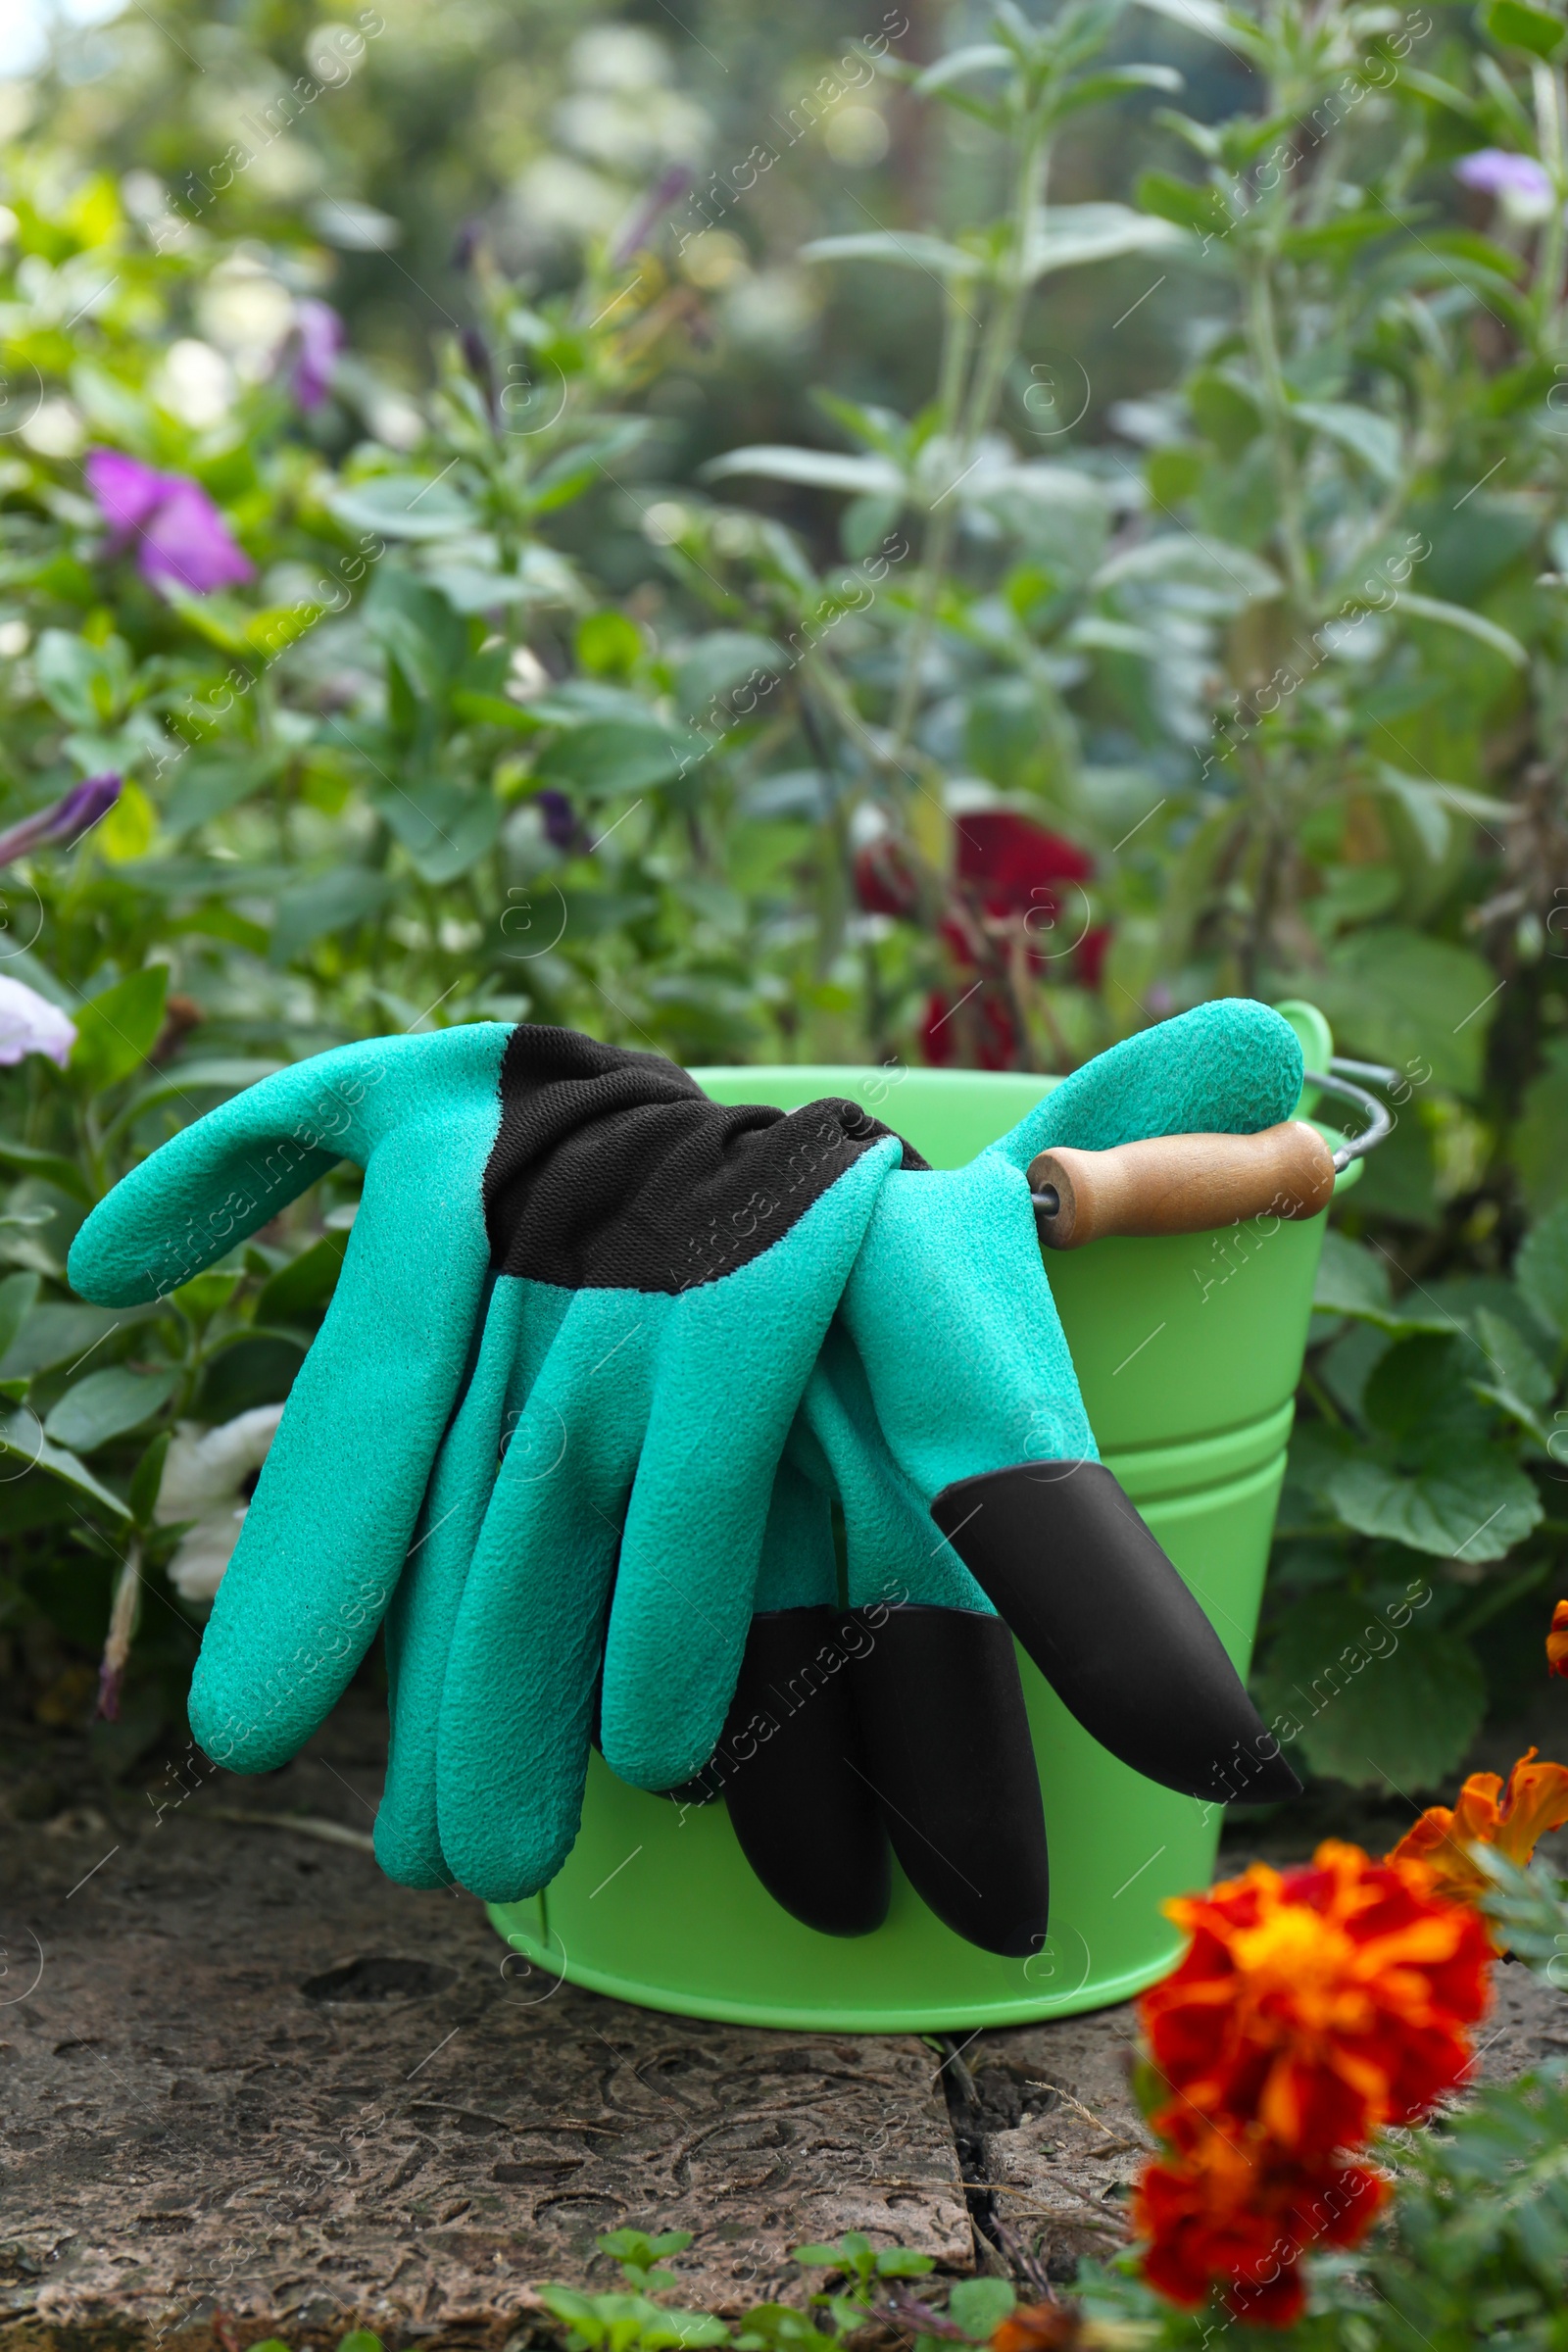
[702,445,906,496]
[195,1332,305,1420]
[69,966,168,1091]
[328,472,478,541]
[948,2280,1015,2337]
[270,870,395,964]
[33,628,129,728]
[0,1271,40,1361]
[0,1178,85,1282]
[0,1301,154,1381]
[535,719,688,799]
[1294,400,1402,490]
[675,632,788,721]
[45,1364,179,1451]
[1394,590,1529,668]
[531,424,652,518]
[128,1427,171,1527]
[1328,1446,1541,1559]
[1050,65,1184,123]
[1313,1230,1394,1321]
[1188,368,1261,447]
[336,2332,385,2352]
[1470,1305,1554,1410]
[0,1138,93,1204]
[165,753,285,837]
[0,1408,130,1517]
[1513,1037,1568,1216]
[1094,531,1280,611]
[577,610,646,678]
[1514,1200,1568,1339]
[375,778,500,884]
[913,43,1010,93]
[800,231,986,280]
[255,1232,348,1327]
[363,567,469,703]
[1312,1231,1452,1336]
[1279,214,1400,260]
[1024,202,1185,281]
[1136,169,1230,236]
[1305,927,1500,1097]
[173,1270,239,1325]
[1255,1591,1487,1789]
[1482,0,1567,57]
[875,2249,937,2278]
[1131,0,1262,55]
[103,1057,285,1144]
[1372,766,1508,864]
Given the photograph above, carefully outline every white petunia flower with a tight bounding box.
[157,1403,285,1604]
[0,975,76,1067]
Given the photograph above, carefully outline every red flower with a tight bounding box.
[955,808,1091,920]
[1142,1840,1490,2167]
[853,834,920,920]
[1137,2126,1387,2327]
[852,810,1108,1068]
[920,985,1021,1071]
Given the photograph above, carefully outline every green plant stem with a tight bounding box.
[886,117,1050,765]
[1299,1364,1346,1428]
[1535,61,1568,343]
[1449,1556,1550,1641]
[1243,254,1314,615]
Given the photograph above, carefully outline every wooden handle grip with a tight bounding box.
[1027,1121,1336,1250]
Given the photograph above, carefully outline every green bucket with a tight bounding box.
[488,1008,1346,2032]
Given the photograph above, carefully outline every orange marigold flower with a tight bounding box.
[990,2304,1085,2352]
[1389,1747,1568,1909]
[1140,1839,1491,2165]
[1547,1599,1568,1679]
[1135,2123,1387,2328]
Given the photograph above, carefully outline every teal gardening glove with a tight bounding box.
[67,1025,919,1897]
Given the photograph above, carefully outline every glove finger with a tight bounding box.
[993,999,1303,1173]
[68,1030,505,1302]
[795,1351,1050,1953]
[187,1110,500,1773]
[712,1459,889,1938]
[803,1333,994,1616]
[930,1461,1300,1806]
[600,1141,898,1791]
[851,1604,1050,1958]
[718,1607,891,1938]
[437,1290,655,1900]
[837,1152,1097,1494]
[376,1275,527,1888]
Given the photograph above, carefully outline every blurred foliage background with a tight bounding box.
[4,0,1568,1817]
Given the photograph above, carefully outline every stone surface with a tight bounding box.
[4,1697,1567,2346]
[0,1703,968,2343]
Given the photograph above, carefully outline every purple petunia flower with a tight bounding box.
[536,788,585,853]
[610,164,696,269]
[1454,149,1554,204]
[0,773,122,868]
[289,299,346,411]
[84,449,255,597]
[0,974,76,1068]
